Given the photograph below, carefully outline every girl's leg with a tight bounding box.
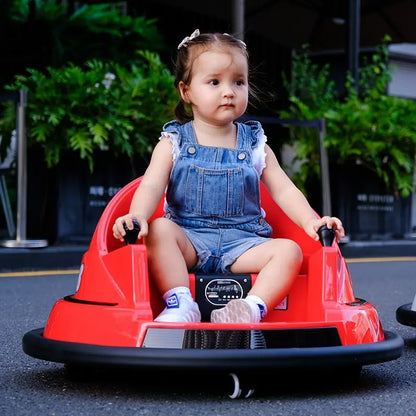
[146,217,197,294]
[211,239,302,323]
[145,218,200,322]
[230,238,303,309]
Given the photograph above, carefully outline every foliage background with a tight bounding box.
[0,1,177,172]
[281,37,416,198]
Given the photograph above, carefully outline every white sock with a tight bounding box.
[245,295,268,320]
[162,286,193,305]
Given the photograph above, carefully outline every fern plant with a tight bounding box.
[1,51,177,171]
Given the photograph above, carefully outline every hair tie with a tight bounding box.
[177,29,200,50]
[223,32,247,49]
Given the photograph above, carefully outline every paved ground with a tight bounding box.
[1,259,415,415]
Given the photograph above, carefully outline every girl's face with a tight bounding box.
[179,48,249,126]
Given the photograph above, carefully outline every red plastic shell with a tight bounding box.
[43,177,385,348]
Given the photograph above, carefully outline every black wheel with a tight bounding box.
[396,303,416,327]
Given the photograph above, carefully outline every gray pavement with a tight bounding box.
[1,259,416,415]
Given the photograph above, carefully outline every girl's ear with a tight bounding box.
[179,81,190,103]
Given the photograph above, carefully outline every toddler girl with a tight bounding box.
[113,29,344,323]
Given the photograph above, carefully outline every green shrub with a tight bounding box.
[281,37,416,197]
[1,51,177,171]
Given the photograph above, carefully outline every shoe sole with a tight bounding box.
[211,299,258,323]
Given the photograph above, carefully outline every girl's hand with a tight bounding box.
[112,214,148,241]
[304,216,345,243]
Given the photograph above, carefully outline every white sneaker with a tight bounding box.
[154,294,201,323]
[210,299,261,324]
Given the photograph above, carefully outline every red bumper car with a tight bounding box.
[23,177,403,395]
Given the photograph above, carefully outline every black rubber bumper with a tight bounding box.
[396,303,416,328]
[23,328,403,371]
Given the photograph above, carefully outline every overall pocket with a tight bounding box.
[185,165,244,216]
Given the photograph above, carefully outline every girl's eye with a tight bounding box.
[209,79,219,86]
[236,80,245,86]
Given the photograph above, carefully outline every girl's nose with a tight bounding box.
[223,84,235,97]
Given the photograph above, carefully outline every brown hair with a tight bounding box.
[174,32,250,124]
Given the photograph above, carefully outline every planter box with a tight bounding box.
[25,149,147,244]
[55,152,146,244]
[331,164,412,240]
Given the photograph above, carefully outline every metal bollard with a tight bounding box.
[0,89,48,248]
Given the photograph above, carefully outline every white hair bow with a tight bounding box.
[177,29,200,50]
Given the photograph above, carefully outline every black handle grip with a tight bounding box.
[123,220,140,245]
[318,225,335,247]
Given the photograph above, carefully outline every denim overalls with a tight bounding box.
[162,120,272,273]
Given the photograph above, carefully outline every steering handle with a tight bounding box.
[318,225,335,247]
[123,220,140,245]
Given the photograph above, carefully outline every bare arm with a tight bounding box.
[113,137,173,241]
[261,144,344,241]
